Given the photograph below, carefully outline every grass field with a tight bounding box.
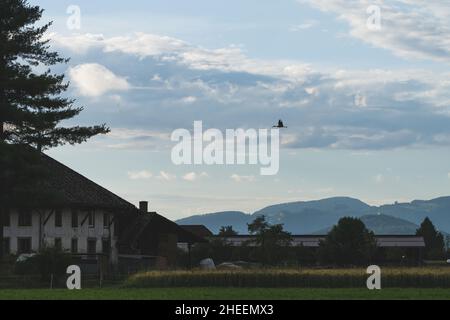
[0,288,450,300]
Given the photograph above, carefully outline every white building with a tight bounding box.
[3,208,115,257]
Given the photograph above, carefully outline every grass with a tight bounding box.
[0,288,450,300]
[125,267,450,288]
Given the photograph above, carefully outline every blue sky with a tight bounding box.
[29,0,450,219]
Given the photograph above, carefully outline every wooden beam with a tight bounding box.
[43,210,55,226]
[80,212,90,226]
[109,215,116,228]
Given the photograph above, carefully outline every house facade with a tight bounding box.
[3,208,116,260]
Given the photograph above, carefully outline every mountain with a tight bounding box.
[252,197,371,234]
[176,196,450,235]
[367,196,450,233]
[176,211,251,234]
[314,214,420,235]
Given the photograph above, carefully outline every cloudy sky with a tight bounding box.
[32,0,450,219]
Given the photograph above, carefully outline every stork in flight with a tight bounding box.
[273,119,287,128]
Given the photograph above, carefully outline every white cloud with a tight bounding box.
[374,174,385,184]
[180,96,197,104]
[448,172,450,179]
[299,0,450,63]
[183,172,209,182]
[46,33,104,54]
[127,170,153,180]
[289,20,320,31]
[51,32,314,80]
[49,32,450,151]
[68,63,130,97]
[231,174,255,183]
[157,171,177,181]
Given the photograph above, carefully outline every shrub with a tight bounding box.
[14,247,72,283]
[35,247,72,281]
[14,255,39,275]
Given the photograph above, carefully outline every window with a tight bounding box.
[88,211,95,228]
[102,239,111,255]
[3,211,10,227]
[71,238,78,254]
[18,210,32,227]
[54,238,62,251]
[17,238,32,254]
[71,210,78,228]
[55,210,62,228]
[87,239,97,254]
[103,213,110,228]
[3,238,10,255]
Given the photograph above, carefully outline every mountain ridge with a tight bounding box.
[175,196,450,235]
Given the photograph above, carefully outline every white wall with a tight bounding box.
[3,209,117,260]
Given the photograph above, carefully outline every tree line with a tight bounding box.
[187,216,447,267]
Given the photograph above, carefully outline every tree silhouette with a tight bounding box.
[416,217,445,260]
[218,226,238,236]
[318,217,377,266]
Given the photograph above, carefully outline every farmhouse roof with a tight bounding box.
[6,147,136,211]
[119,213,208,248]
[180,225,214,238]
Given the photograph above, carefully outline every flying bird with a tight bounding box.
[273,119,287,128]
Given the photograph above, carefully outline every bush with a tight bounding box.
[14,247,72,283]
[35,247,72,281]
[14,255,39,275]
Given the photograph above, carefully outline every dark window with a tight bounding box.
[17,238,32,254]
[87,239,97,254]
[18,211,32,227]
[3,238,10,255]
[71,238,78,254]
[103,213,110,228]
[3,212,10,227]
[71,210,78,228]
[55,211,62,228]
[54,238,62,251]
[88,212,95,228]
[102,239,111,255]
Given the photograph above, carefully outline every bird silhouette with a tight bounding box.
[273,119,287,128]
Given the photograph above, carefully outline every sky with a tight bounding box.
[28,0,450,220]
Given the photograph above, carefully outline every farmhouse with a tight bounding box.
[0,151,205,270]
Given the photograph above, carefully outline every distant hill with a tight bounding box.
[176,211,251,234]
[252,197,371,234]
[314,214,420,235]
[367,196,450,233]
[176,196,450,235]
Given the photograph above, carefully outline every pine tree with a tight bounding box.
[0,0,109,150]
